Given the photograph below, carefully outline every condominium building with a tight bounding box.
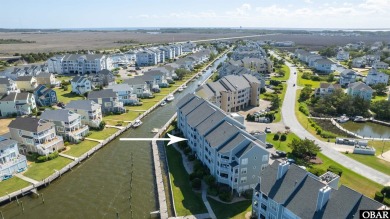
[47,54,112,74]
[0,137,28,177]
[196,74,260,112]
[41,109,89,143]
[252,161,384,219]
[0,92,36,117]
[8,118,64,155]
[136,50,158,66]
[177,94,269,193]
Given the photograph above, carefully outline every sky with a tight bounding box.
[1,0,389,29]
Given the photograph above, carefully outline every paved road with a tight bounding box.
[271,51,390,186]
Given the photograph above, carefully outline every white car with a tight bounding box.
[265,127,271,133]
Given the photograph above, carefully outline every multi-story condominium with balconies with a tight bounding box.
[196,74,260,112]
[8,118,64,155]
[65,100,102,128]
[0,77,20,95]
[41,109,89,143]
[87,89,125,114]
[177,94,269,194]
[47,54,112,74]
[136,50,158,66]
[0,137,28,177]
[0,92,36,117]
[252,161,384,219]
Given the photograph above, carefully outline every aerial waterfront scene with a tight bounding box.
[1,1,390,219]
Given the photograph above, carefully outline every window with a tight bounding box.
[262,155,268,162]
[18,130,23,136]
[240,177,247,183]
[241,168,247,174]
[253,166,256,169]
[261,203,267,211]
[241,158,248,165]
[261,164,268,171]
[105,102,112,107]
[269,201,277,211]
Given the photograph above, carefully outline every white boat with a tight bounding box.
[151,128,159,133]
[195,75,200,79]
[166,94,174,102]
[160,101,167,106]
[178,87,184,92]
[336,114,349,123]
[182,84,187,88]
[197,82,202,87]
[353,116,367,123]
[132,119,143,128]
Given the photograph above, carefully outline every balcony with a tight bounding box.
[0,155,27,171]
[37,136,63,151]
[34,130,53,139]
[69,125,89,139]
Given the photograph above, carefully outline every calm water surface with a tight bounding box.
[341,121,390,139]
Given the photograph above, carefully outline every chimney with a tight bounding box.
[276,161,289,180]
[316,186,332,211]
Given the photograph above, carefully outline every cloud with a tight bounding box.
[304,0,313,3]
[226,3,252,17]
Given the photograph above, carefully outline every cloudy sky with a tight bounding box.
[1,0,389,29]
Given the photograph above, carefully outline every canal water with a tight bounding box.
[341,121,390,139]
[0,55,227,219]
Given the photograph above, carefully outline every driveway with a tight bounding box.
[270,50,390,186]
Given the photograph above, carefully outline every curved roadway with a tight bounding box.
[274,51,390,186]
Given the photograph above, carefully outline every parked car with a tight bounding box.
[287,158,296,164]
[265,143,274,149]
[265,127,271,133]
[57,102,65,108]
[2,175,12,181]
[135,66,141,70]
[276,150,287,157]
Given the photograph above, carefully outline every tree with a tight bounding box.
[371,100,390,121]
[299,85,312,102]
[288,138,321,159]
[319,47,337,57]
[270,95,281,110]
[175,68,190,80]
[273,134,280,141]
[327,73,335,82]
[372,83,388,96]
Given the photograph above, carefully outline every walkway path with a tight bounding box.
[271,50,390,186]
[168,213,210,219]
[59,153,77,161]
[105,125,125,130]
[85,138,103,143]
[201,182,216,219]
[14,173,39,185]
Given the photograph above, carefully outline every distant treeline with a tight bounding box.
[0,28,60,32]
[0,39,36,44]
[114,39,139,44]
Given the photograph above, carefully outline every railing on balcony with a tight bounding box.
[38,136,63,150]
[0,155,27,170]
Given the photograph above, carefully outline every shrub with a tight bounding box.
[383,198,390,206]
[64,141,70,146]
[204,175,216,186]
[188,154,196,161]
[273,134,280,141]
[191,178,202,190]
[311,75,321,81]
[219,191,233,202]
[243,189,253,199]
[299,105,310,116]
[207,187,218,196]
[37,156,48,163]
[184,147,192,155]
[327,165,343,176]
[381,186,390,198]
[280,134,287,141]
[309,167,326,176]
[189,172,197,181]
[316,128,322,135]
[375,191,384,202]
[47,152,59,160]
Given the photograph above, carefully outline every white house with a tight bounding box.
[336,50,350,60]
[314,59,334,74]
[0,137,28,177]
[347,82,374,101]
[106,84,139,105]
[0,78,20,95]
[8,118,64,155]
[0,92,36,117]
[123,77,152,98]
[339,69,357,86]
[373,61,389,70]
[365,68,389,85]
[65,100,103,128]
[71,76,92,95]
[315,83,342,97]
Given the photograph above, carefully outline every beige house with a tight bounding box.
[8,118,64,155]
[35,73,58,87]
[196,74,260,112]
[15,76,38,92]
[0,92,36,117]
[65,100,103,128]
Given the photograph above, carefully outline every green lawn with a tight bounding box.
[266,133,298,153]
[297,72,322,88]
[369,141,390,155]
[207,198,252,219]
[346,154,390,176]
[88,128,119,140]
[53,87,85,104]
[104,110,140,123]
[166,145,207,216]
[64,140,99,157]
[273,84,287,123]
[23,157,72,181]
[372,95,388,102]
[0,177,31,196]
[272,64,290,81]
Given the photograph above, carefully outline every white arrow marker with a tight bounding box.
[120,133,187,146]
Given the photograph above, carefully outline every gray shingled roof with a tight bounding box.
[88,89,117,99]
[0,138,17,150]
[65,100,99,111]
[204,121,239,148]
[315,59,334,65]
[35,73,52,78]
[196,110,225,136]
[107,84,132,92]
[15,76,33,81]
[0,78,12,85]
[348,82,374,92]
[41,109,79,122]
[123,77,146,86]
[180,96,204,116]
[218,133,247,154]
[177,93,196,109]
[186,102,217,128]
[8,117,53,133]
[0,92,30,101]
